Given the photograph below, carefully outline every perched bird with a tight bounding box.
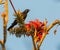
[8,9,30,31]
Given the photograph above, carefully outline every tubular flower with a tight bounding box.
[37,29,44,42]
[24,19,46,42]
[24,24,31,36]
[25,24,31,32]
[29,21,38,29]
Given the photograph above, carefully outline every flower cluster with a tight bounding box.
[9,19,47,42]
[25,19,45,42]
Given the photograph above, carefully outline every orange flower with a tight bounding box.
[1,12,6,17]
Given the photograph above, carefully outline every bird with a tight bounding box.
[8,9,30,31]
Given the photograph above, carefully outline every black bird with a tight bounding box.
[8,9,30,31]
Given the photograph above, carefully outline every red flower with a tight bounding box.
[37,33,42,42]
[35,19,44,28]
[25,24,31,32]
[29,21,38,29]
[24,19,45,40]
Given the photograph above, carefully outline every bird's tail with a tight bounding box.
[8,20,17,31]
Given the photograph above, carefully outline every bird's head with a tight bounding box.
[23,9,30,14]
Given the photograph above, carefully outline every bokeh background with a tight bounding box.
[0,0,60,50]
